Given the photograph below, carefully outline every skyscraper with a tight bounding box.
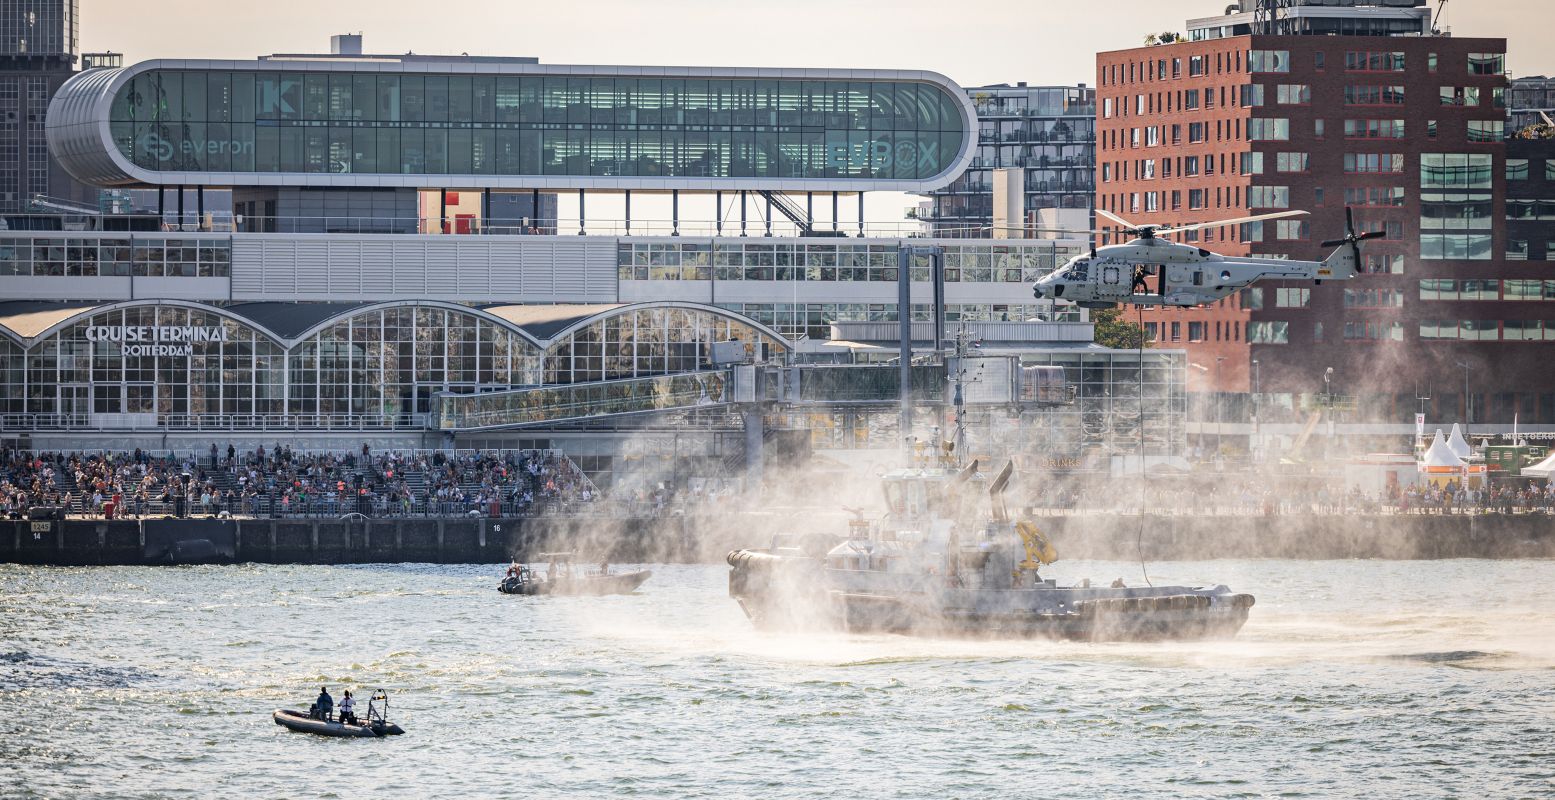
[0,0,90,212]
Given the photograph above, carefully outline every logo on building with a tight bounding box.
[84,325,230,357]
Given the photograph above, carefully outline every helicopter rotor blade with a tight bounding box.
[1345,206,1356,238]
[1357,230,1386,241]
[1319,238,1346,248]
[1095,208,1137,231]
[1154,210,1310,235]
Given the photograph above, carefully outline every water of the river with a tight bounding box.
[1,559,1552,799]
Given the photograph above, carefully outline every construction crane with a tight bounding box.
[1431,0,1450,35]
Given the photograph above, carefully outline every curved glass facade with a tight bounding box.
[0,301,784,429]
[22,305,285,418]
[542,307,786,384]
[288,306,543,418]
[108,70,967,181]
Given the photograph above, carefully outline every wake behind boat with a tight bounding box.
[498,553,651,596]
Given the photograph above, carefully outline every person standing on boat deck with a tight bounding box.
[338,690,356,725]
[314,687,333,720]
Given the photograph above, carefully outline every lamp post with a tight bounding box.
[1323,366,1334,460]
[1251,358,1261,462]
[1456,360,1473,439]
[1214,356,1226,459]
[1190,362,1209,461]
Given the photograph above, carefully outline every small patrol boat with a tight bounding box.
[498,554,651,596]
[273,689,404,738]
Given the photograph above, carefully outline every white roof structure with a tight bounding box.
[1522,451,1555,479]
[1420,430,1464,469]
[1446,423,1473,459]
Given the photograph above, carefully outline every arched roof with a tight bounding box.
[512,301,792,349]
[0,299,289,347]
[0,299,792,350]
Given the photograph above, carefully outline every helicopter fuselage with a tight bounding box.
[1032,237,1354,309]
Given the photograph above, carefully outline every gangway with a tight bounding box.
[435,370,736,431]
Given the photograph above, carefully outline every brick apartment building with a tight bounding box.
[1094,26,1534,426]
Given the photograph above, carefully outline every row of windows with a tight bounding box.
[614,241,1077,283]
[1145,320,1245,344]
[1421,278,1555,301]
[1420,320,1555,341]
[718,302,1075,340]
[0,237,231,277]
[1507,159,1555,182]
[1108,49,1503,86]
[109,70,965,180]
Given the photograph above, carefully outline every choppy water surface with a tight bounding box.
[2,559,1553,798]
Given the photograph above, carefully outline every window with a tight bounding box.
[1421,234,1494,260]
[1247,186,1289,208]
[1508,240,1530,261]
[1240,287,1264,310]
[1184,156,1200,176]
[1146,126,1161,146]
[1184,91,1200,111]
[1315,51,1326,71]
[1241,152,1264,175]
[1276,152,1308,173]
[1548,160,1555,181]
[1276,219,1309,240]
[1276,84,1311,105]
[1428,52,1438,73]
[1468,53,1505,76]
[1344,187,1406,207]
[1103,98,1115,118]
[1188,122,1207,143]
[1248,118,1290,141]
[1189,56,1206,77]
[1363,253,1405,274]
[1188,321,1205,341]
[1439,86,1480,106]
[1467,120,1504,143]
[1344,288,1404,308]
[1170,321,1181,342]
[1188,189,1206,209]
[1243,84,1265,107]
[1345,85,1406,105]
[1145,191,1160,212]
[1344,322,1404,341]
[1344,153,1404,174]
[1345,51,1406,72]
[1344,119,1405,139]
[1315,119,1326,138]
[1247,321,1289,344]
[1421,153,1494,189]
[1249,50,1290,73]
[1276,288,1310,307]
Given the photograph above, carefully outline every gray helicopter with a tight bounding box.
[1031,207,1384,309]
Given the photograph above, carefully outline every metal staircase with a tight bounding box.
[756,191,814,235]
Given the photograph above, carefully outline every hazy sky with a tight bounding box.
[82,0,1555,87]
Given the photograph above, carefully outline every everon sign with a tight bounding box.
[83,325,230,356]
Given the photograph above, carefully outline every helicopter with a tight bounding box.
[1030,207,1384,309]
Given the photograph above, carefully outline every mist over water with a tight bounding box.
[2,559,1552,798]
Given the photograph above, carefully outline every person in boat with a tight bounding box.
[312,686,334,721]
[505,563,521,580]
[598,559,609,576]
[338,690,357,725]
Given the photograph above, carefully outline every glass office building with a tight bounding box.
[49,61,977,192]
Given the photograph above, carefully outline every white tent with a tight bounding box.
[1522,451,1555,479]
[1421,430,1463,469]
[1447,423,1473,460]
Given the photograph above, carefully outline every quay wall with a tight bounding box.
[2,512,1552,566]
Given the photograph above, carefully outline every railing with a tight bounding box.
[436,371,733,430]
[0,413,431,432]
[12,212,953,239]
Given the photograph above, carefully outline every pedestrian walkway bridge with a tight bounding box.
[433,361,1072,431]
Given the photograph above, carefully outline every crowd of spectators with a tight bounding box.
[1,445,600,519]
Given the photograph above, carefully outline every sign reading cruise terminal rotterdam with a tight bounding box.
[47,60,976,192]
[85,324,229,356]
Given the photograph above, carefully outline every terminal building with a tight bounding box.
[0,48,1188,480]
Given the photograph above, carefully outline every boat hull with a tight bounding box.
[727,550,1252,643]
[272,709,404,737]
[499,570,652,596]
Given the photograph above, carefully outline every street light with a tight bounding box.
[1214,356,1226,459]
[1251,359,1261,462]
[1323,367,1335,460]
[1455,361,1473,437]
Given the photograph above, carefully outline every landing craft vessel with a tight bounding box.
[728,454,1254,643]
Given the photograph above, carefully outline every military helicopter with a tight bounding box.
[1030,207,1384,309]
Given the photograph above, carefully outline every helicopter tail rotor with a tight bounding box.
[1321,207,1386,260]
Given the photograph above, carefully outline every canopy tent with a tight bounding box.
[1447,423,1473,460]
[1420,430,1464,470]
[1521,451,1555,479]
